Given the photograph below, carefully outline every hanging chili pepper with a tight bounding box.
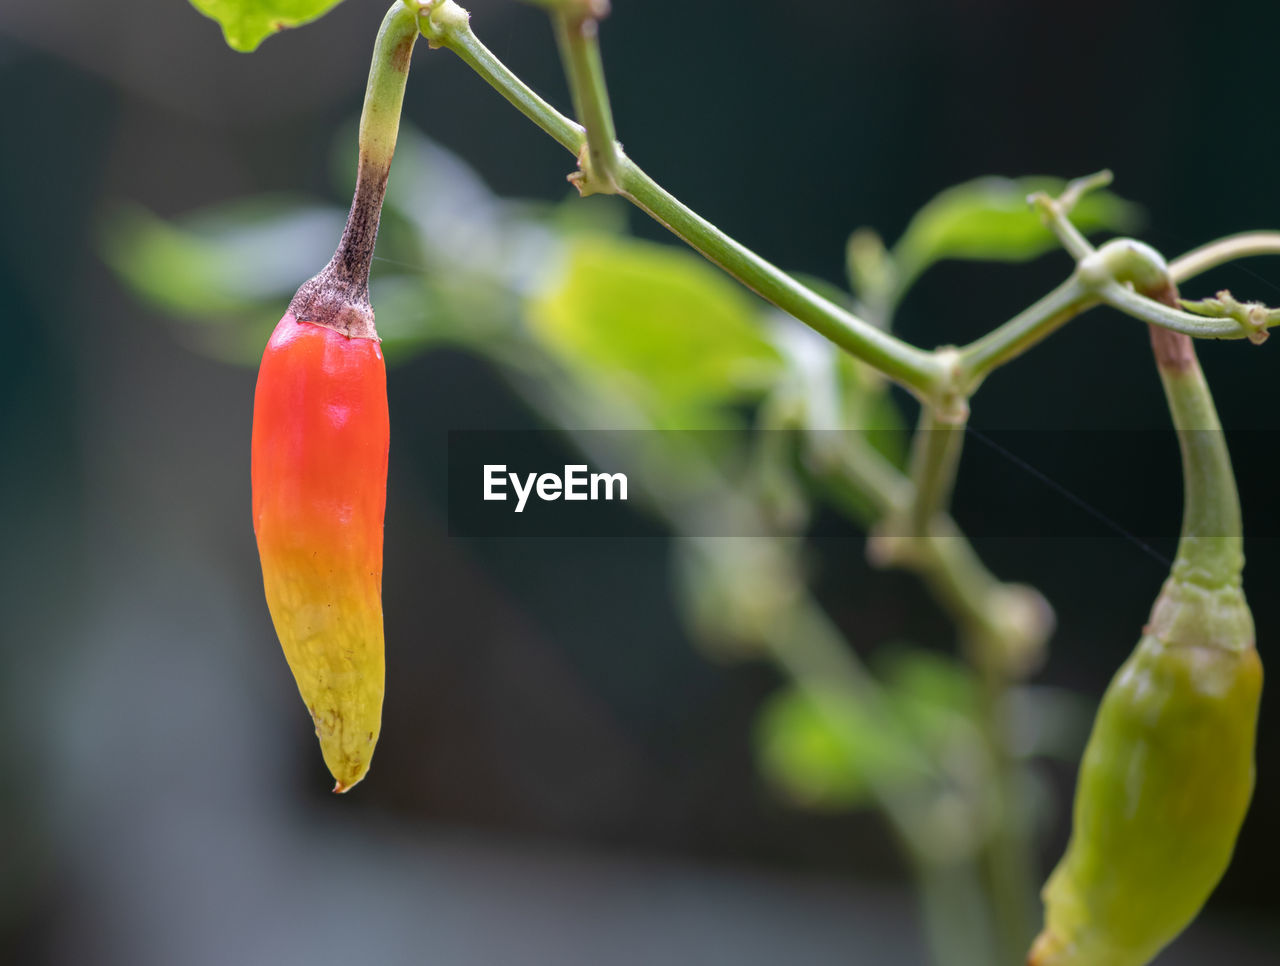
[252,317,389,792]
[1029,288,1262,965]
[251,1,418,792]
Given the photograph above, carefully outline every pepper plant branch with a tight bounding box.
[1097,280,1275,341]
[615,164,946,396]
[420,1,1280,404]
[954,234,1280,391]
[551,7,622,193]
[818,433,1052,674]
[903,392,968,535]
[956,278,1097,389]
[488,332,965,864]
[1028,170,1112,261]
[1170,231,1280,282]
[896,386,1039,959]
[1038,180,1280,341]
[753,574,1004,966]
[760,598,949,857]
[419,1,946,399]
[818,410,1047,963]
[488,326,1012,951]
[419,35,1039,936]
[414,0,1252,662]
[420,3,583,151]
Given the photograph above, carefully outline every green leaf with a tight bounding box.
[762,317,906,525]
[187,0,349,52]
[745,401,812,534]
[100,197,345,318]
[673,536,803,661]
[845,227,893,311]
[890,175,1142,297]
[525,235,782,420]
[754,686,923,812]
[875,644,979,739]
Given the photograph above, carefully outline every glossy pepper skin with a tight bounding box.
[1029,578,1261,966]
[252,313,389,792]
[1030,323,1262,966]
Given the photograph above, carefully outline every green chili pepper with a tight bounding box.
[1029,322,1262,966]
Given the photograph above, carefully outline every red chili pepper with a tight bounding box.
[252,313,388,792]
[249,1,417,792]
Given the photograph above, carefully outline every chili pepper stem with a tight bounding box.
[289,0,421,339]
[1144,282,1245,595]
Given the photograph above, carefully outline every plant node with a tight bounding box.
[418,0,469,47]
[1077,238,1169,293]
[929,347,970,422]
[1029,170,1114,261]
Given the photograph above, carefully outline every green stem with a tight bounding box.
[810,429,912,516]
[904,405,967,535]
[820,439,1052,673]
[957,277,1097,389]
[552,9,622,192]
[497,332,946,855]
[763,600,1003,966]
[425,5,582,151]
[1149,325,1244,586]
[617,162,943,397]
[338,0,419,275]
[425,4,1280,393]
[1029,194,1094,262]
[289,0,419,337]
[491,245,1026,966]
[1101,280,1275,340]
[423,4,944,400]
[1027,171,1113,262]
[972,654,1039,964]
[917,522,1022,645]
[760,596,940,859]
[360,2,421,174]
[1170,231,1280,283]
[918,858,1002,966]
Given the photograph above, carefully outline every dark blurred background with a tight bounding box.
[2,0,1277,963]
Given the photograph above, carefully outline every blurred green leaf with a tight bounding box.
[834,351,905,447]
[875,644,979,739]
[545,194,631,239]
[368,274,462,360]
[746,398,811,534]
[100,197,344,318]
[763,316,907,525]
[187,0,348,52]
[674,536,803,661]
[754,685,922,812]
[383,129,579,299]
[165,306,282,367]
[526,236,782,420]
[845,228,893,312]
[890,175,1142,296]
